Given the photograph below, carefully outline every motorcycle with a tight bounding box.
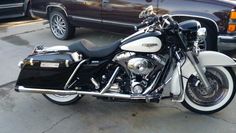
[15,6,236,114]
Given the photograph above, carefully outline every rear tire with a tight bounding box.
[49,11,75,40]
[43,94,82,105]
[182,67,236,114]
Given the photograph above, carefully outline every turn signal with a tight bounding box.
[227,24,236,33]
[230,11,236,19]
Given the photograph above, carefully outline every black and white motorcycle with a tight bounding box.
[16,7,236,114]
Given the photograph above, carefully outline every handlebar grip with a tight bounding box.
[134,16,158,31]
[134,22,148,31]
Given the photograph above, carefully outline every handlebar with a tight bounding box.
[134,22,149,31]
[134,15,177,31]
[134,16,159,31]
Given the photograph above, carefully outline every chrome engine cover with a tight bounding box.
[127,58,154,75]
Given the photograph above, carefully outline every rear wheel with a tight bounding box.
[43,94,82,105]
[49,11,75,40]
[182,67,236,114]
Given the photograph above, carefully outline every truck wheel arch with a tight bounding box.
[172,14,219,51]
[46,4,68,18]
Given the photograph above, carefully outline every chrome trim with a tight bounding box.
[16,86,131,99]
[218,35,236,40]
[100,67,120,94]
[0,3,24,9]
[16,86,161,100]
[143,71,161,94]
[91,78,100,90]
[65,60,69,67]
[46,5,68,16]
[32,10,47,15]
[18,61,24,69]
[70,15,135,26]
[71,16,101,22]
[64,59,88,89]
[103,20,135,27]
[171,14,219,32]
[30,58,33,66]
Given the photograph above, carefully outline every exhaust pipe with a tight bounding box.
[15,86,131,99]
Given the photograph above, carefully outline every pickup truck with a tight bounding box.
[31,0,236,50]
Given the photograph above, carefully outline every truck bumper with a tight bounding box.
[218,35,236,50]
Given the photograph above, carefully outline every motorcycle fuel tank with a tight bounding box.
[121,31,162,53]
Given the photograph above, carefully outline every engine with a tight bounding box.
[127,58,154,75]
[113,52,166,94]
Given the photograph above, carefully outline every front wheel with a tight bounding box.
[182,67,236,114]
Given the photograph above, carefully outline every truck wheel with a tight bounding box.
[49,11,75,40]
[43,94,82,105]
[200,23,218,51]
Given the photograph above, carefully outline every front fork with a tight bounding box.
[185,51,212,92]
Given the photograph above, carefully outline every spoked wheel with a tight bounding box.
[43,94,82,105]
[49,11,75,40]
[182,67,236,114]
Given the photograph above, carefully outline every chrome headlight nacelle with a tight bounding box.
[197,27,207,43]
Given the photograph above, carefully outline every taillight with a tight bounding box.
[227,9,236,33]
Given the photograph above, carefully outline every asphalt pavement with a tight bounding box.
[0,18,236,133]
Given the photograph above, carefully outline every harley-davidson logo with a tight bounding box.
[142,43,158,48]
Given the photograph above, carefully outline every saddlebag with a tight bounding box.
[16,51,82,89]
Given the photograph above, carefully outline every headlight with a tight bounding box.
[197,27,207,42]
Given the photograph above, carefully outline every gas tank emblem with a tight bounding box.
[142,43,158,48]
[121,36,162,53]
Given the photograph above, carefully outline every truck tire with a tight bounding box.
[49,11,75,40]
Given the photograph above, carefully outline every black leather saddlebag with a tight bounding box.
[16,51,82,89]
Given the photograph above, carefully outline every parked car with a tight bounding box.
[31,0,236,50]
[0,0,32,20]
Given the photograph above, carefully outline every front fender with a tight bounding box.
[170,51,236,101]
[198,51,236,66]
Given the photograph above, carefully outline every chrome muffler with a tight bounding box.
[15,86,131,99]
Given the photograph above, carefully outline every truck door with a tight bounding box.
[0,0,24,18]
[101,0,159,27]
[65,0,102,22]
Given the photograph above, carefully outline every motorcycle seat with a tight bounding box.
[68,39,121,58]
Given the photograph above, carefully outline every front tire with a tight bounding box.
[182,67,236,114]
[43,94,82,105]
[49,11,75,40]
